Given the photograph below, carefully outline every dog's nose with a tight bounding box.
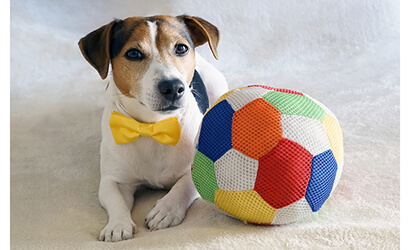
[158,79,185,101]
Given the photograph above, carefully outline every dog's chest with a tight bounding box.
[129,136,195,188]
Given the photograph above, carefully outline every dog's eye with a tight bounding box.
[125,49,145,61]
[174,44,189,56]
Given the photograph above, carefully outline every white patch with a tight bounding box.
[139,21,165,112]
[147,21,159,57]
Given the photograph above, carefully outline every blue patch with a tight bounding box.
[305,150,338,212]
[198,100,234,162]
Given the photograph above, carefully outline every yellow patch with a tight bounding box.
[214,189,276,224]
[321,114,344,165]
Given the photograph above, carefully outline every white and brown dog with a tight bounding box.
[78,15,228,242]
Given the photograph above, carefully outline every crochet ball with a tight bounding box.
[192,85,344,225]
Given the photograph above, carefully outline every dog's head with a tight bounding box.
[78,15,219,120]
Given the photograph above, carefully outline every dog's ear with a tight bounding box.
[179,15,220,60]
[78,21,116,79]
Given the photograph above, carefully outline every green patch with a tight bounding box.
[192,151,219,203]
[263,91,326,121]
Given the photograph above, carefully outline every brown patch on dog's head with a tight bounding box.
[110,17,151,97]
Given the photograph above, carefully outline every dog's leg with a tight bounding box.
[98,177,137,242]
[145,172,199,231]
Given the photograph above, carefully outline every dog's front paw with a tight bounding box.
[99,219,136,242]
[145,196,186,231]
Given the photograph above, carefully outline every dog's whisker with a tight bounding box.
[191,88,204,100]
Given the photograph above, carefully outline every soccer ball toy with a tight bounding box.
[192,85,343,225]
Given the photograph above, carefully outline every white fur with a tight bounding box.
[97,20,228,242]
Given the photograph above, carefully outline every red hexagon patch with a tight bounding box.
[255,138,313,209]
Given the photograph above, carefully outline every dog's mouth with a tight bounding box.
[156,105,180,112]
[139,101,181,113]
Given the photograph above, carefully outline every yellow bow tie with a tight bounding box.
[109,111,181,146]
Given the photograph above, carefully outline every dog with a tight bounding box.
[78,15,228,242]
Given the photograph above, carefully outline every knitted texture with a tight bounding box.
[192,85,344,225]
[214,190,276,224]
[256,138,313,209]
[214,149,259,191]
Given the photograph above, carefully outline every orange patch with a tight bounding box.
[232,98,283,160]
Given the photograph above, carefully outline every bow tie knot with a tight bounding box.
[109,111,181,146]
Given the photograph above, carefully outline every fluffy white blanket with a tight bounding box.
[11,0,399,249]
